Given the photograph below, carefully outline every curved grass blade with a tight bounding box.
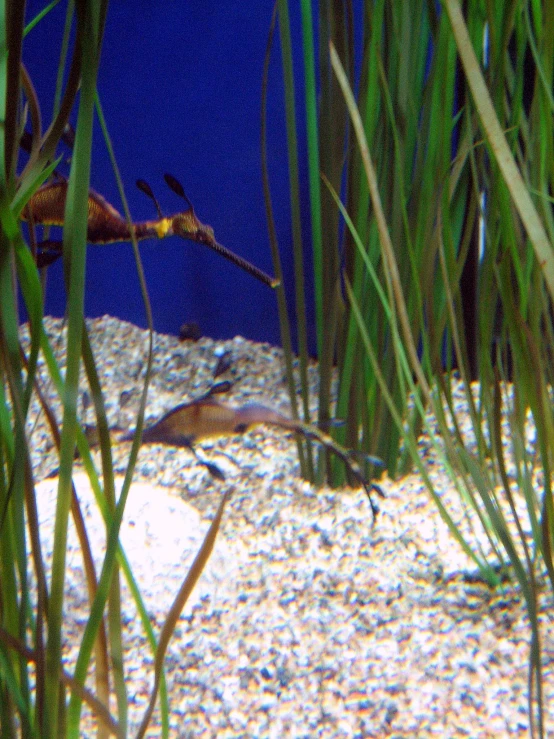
[443,0,554,301]
[261,2,312,479]
[45,3,105,734]
[136,487,232,738]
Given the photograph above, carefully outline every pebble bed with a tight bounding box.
[21,316,554,737]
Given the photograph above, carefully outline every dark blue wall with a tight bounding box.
[23,1,308,347]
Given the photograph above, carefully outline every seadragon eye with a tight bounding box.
[197,225,215,245]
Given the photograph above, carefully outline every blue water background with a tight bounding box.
[22,1,312,348]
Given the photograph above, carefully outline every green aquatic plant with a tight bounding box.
[266,1,554,736]
[0,3,236,737]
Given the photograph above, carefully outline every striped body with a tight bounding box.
[22,180,214,245]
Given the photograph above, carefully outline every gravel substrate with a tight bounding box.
[20,316,554,737]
